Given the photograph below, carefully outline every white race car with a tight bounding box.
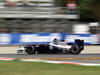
[17,39,84,55]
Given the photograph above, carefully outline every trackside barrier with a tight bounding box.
[0,33,98,45]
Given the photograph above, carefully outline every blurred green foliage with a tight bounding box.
[80,0,100,22]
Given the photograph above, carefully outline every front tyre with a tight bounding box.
[25,45,36,54]
[71,45,81,54]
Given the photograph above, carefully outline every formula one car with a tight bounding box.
[17,39,84,55]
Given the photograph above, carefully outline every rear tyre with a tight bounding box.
[71,45,81,54]
[25,45,36,54]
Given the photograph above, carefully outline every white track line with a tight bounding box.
[0,57,100,66]
[21,59,100,66]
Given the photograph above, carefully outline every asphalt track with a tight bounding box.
[0,46,100,64]
[0,54,100,58]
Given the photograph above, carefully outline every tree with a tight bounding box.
[80,0,100,22]
[89,0,100,21]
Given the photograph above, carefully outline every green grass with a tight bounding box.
[0,61,100,75]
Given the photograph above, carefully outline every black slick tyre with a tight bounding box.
[25,45,36,54]
[71,45,81,54]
